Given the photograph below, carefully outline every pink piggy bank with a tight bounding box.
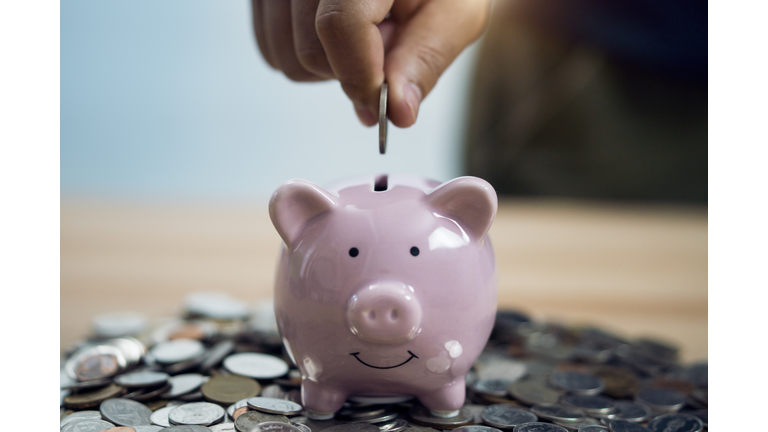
[269,175,498,419]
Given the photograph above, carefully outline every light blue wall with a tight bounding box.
[61,1,478,201]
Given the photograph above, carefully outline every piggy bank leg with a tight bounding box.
[301,379,347,420]
[417,378,466,418]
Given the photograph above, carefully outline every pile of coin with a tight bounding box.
[61,293,707,432]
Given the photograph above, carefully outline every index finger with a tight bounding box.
[315,0,394,125]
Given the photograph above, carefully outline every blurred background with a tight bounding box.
[62,1,707,360]
[61,1,473,199]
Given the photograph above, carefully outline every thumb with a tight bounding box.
[384,0,490,128]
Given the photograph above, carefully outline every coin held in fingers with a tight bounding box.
[379,83,388,155]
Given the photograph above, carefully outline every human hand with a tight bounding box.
[251,0,490,127]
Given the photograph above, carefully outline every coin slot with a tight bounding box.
[374,175,388,192]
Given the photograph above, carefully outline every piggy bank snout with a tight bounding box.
[347,283,422,344]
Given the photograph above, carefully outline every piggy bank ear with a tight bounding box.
[425,177,498,242]
[269,179,338,250]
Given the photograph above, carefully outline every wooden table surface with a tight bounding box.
[61,198,707,362]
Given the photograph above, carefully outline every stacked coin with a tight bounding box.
[61,296,707,432]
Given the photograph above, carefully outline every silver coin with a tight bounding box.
[116,370,170,388]
[163,426,214,432]
[685,410,706,428]
[552,417,600,432]
[60,418,115,432]
[530,404,585,423]
[210,424,238,432]
[179,390,205,402]
[61,377,113,392]
[169,402,226,426]
[577,427,609,432]
[224,353,289,379]
[524,362,556,377]
[632,338,678,362]
[260,384,287,400]
[475,357,528,382]
[646,414,703,432]
[379,419,409,432]
[347,394,413,404]
[100,398,153,426]
[634,389,685,414]
[324,423,382,432]
[508,380,562,406]
[560,395,616,416]
[610,402,650,423]
[251,422,305,432]
[474,379,513,397]
[166,353,207,375]
[402,426,441,432]
[355,411,399,424]
[65,344,128,381]
[682,363,707,388]
[235,411,292,432]
[60,410,102,428]
[199,339,236,372]
[689,388,707,407]
[92,311,147,338]
[151,339,205,364]
[378,83,388,154]
[511,423,568,432]
[454,426,503,432]
[607,420,652,432]
[463,404,487,424]
[292,422,312,432]
[247,397,303,415]
[185,291,249,320]
[61,368,77,388]
[409,405,474,427]
[107,336,147,367]
[481,405,538,429]
[549,372,604,396]
[162,373,207,398]
[151,406,175,427]
[134,426,165,432]
[293,417,348,432]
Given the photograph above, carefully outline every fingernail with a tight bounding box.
[403,83,422,122]
[355,106,376,126]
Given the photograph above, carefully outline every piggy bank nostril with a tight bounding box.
[347,283,422,344]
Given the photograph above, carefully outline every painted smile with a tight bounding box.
[350,351,419,369]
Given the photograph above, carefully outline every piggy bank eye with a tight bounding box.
[349,247,359,257]
[410,246,420,257]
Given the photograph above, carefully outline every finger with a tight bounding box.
[382,0,425,52]
[251,0,277,69]
[377,18,398,53]
[292,0,335,79]
[315,0,394,126]
[263,0,323,81]
[385,0,491,127]
[388,0,424,23]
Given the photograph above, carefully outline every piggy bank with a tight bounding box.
[269,174,498,419]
